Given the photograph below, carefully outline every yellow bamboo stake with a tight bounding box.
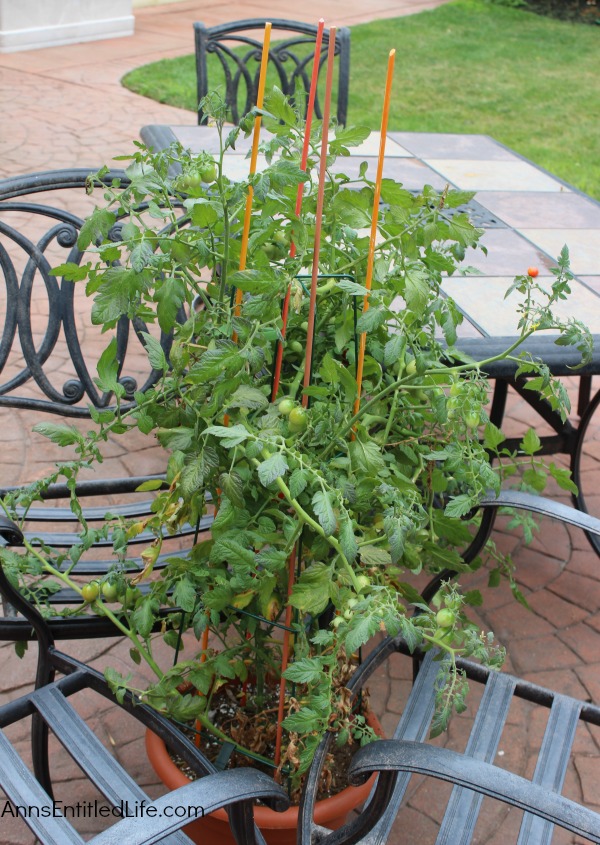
[234,21,272,315]
[353,49,396,418]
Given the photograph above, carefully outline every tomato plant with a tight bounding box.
[9,85,590,792]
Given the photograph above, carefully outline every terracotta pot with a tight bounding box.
[146,710,382,845]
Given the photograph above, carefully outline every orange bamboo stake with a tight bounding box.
[234,22,272,318]
[271,19,325,402]
[353,49,396,418]
[209,28,273,743]
[302,27,337,409]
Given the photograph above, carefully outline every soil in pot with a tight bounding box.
[146,683,382,845]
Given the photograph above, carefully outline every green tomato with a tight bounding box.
[261,242,278,260]
[81,581,100,603]
[278,398,295,416]
[289,340,303,354]
[435,608,456,628]
[199,163,217,183]
[273,230,290,248]
[465,412,480,429]
[288,406,308,433]
[101,580,119,602]
[405,358,417,376]
[449,381,461,396]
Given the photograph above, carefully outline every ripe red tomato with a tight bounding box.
[527,266,539,278]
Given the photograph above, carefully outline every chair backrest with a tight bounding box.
[0,169,205,640]
[193,19,351,126]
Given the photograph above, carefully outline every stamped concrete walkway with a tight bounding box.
[1,1,600,843]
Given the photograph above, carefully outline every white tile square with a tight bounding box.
[519,230,600,276]
[424,160,569,192]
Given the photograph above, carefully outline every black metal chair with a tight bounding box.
[299,493,600,845]
[193,20,350,126]
[0,515,289,845]
[0,169,208,641]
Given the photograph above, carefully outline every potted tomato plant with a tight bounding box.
[1,88,590,844]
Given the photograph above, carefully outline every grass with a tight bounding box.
[122,0,600,199]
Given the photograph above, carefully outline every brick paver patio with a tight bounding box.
[1,2,599,842]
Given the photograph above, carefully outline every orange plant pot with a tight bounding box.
[145,712,382,845]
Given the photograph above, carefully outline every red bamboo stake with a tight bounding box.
[207,26,273,744]
[273,547,297,767]
[302,27,337,409]
[273,27,338,770]
[271,19,325,402]
[353,49,395,418]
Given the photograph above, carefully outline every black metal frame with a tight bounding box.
[0,169,206,640]
[0,518,289,845]
[193,20,351,126]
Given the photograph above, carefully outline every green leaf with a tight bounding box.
[131,596,160,639]
[446,213,482,248]
[520,428,542,455]
[155,276,186,333]
[345,615,377,655]
[288,563,333,614]
[192,347,244,382]
[330,124,371,150]
[50,262,89,282]
[263,86,297,126]
[141,332,168,373]
[77,207,116,249]
[312,490,337,536]
[156,426,194,451]
[281,707,322,732]
[210,538,255,568]
[226,384,269,410]
[548,463,578,495]
[229,268,287,296]
[339,513,358,563]
[357,307,385,334]
[349,435,384,475]
[257,452,288,487]
[95,338,121,395]
[336,279,370,296]
[403,263,429,317]
[135,479,164,492]
[289,468,310,499]
[204,424,249,448]
[283,657,324,684]
[219,471,245,508]
[173,577,198,613]
[384,334,406,368]
[483,422,506,451]
[32,422,84,447]
[360,545,392,566]
[331,188,373,228]
[186,199,220,228]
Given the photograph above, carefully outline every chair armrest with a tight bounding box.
[479,490,600,537]
[0,516,24,546]
[347,740,600,844]
[91,767,290,845]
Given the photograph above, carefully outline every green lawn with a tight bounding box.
[122,0,600,199]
